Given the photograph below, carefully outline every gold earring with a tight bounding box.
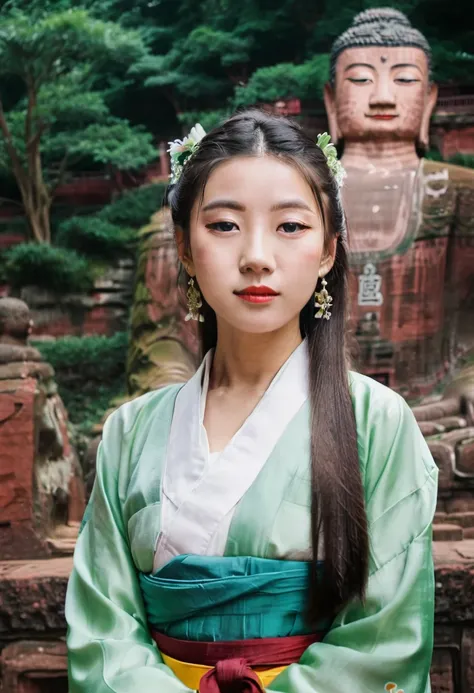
[314,277,333,320]
[186,277,204,322]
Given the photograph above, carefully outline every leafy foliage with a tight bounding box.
[446,153,474,169]
[68,121,155,170]
[56,216,134,259]
[425,149,474,169]
[34,331,128,383]
[177,109,230,132]
[99,183,168,226]
[54,183,167,261]
[0,6,156,242]
[4,242,93,293]
[33,331,128,430]
[234,55,330,107]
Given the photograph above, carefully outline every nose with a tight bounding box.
[369,78,396,108]
[239,228,275,275]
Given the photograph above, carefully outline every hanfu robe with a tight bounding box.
[66,341,438,693]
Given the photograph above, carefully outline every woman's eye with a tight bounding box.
[279,222,308,234]
[207,221,237,232]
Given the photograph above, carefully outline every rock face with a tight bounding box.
[126,208,198,395]
[18,257,135,338]
[0,298,85,560]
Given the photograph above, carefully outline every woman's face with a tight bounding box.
[179,155,336,337]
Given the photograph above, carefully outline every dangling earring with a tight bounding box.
[314,277,333,320]
[186,277,204,322]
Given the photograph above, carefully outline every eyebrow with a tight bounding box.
[345,62,423,73]
[201,199,245,212]
[390,63,422,73]
[201,199,315,213]
[344,62,375,72]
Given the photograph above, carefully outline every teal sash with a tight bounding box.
[139,554,325,641]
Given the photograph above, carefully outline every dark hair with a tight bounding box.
[169,109,368,622]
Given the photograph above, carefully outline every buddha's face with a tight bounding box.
[325,46,437,146]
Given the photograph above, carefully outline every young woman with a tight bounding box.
[66,110,437,693]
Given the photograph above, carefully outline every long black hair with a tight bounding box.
[169,109,368,623]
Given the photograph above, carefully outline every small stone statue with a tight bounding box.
[0,297,84,559]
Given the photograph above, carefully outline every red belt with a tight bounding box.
[152,630,323,692]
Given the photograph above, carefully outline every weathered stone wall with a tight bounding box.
[16,258,135,339]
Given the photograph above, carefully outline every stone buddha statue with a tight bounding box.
[126,207,198,396]
[324,8,474,400]
[0,297,84,559]
[323,9,474,525]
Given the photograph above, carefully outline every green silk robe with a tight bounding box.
[66,368,438,692]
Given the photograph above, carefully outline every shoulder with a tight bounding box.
[423,158,474,188]
[103,384,182,440]
[349,370,408,432]
[349,371,437,504]
[98,385,182,483]
[349,369,428,455]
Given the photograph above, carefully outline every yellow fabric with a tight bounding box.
[162,653,287,690]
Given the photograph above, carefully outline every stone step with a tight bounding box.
[433,524,463,542]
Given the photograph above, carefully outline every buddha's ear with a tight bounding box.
[175,226,195,276]
[324,83,342,146]
[420,82,438,151]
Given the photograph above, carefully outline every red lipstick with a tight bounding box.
[366,114,399,120]
[234,286,279,304]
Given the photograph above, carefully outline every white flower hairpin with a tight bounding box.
[316,132,347,188]
[167,123,206,184]
[167,124,346,189]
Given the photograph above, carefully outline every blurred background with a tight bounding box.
[0,1,473,692]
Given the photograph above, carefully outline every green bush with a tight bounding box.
[448,153,474,169]
[4,243,93,294]
[425,150,474,169]
[56,216,135,259]
[34,331,128,384]
[425,148,444,162]
[34,332,128,430]
[0,250,7,284]
[100,183,168,227]
[62,381,126,434]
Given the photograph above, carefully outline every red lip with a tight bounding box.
[366,114,399,120]
[236,286,278,295]
[235,286,279,304]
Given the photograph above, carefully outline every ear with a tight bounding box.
[323,83,342,146]
[175,226,195,276]
[419,82,438,151]
[318,236,337,278]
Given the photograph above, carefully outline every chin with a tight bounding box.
[226,315,292,335]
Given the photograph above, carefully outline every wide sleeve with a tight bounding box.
[66,404,192,693]
[268,386,438,693]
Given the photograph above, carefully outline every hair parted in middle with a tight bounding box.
[168,109,369,623]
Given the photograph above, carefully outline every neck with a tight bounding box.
[210,319,302,391]
[342,140,420,171]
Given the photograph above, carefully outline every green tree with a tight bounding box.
[234,55,330,107]
[4,1,473,148]
[129,0,474,133]
[0,7,156,243]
